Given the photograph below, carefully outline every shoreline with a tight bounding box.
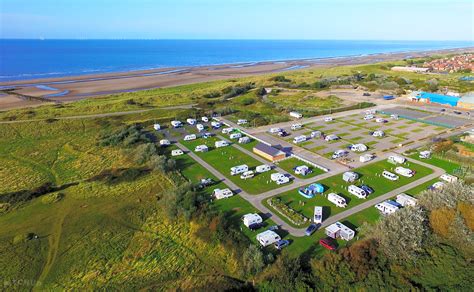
[0,46,472,110]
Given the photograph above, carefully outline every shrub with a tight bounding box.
[240,97,256,106]
[41,192,64,204]
[0,203,11,213]
[13,233,37,244]
[270,75,291,82]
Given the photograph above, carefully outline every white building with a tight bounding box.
[256,230,281,247]
[213,188,233,200]
[242,213,263,227]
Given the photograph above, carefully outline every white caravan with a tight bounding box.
[229,133,242,139]
[291,123,302,130]
[327,193,347,208]
[348,185,368,199]
[314,206,323,224]
[230,164,249,176]
[375,201,399,215]
[186,118,197,125]
[184,134,197,141]
[382,170,399,181]
[242,213,263,227]
[213,188,233,200]
[240,171,255,180]
[256,230,281,247]
[171,120,182,128]
[194,145,209,153]
[159,139,171,146]
[215,140,229,148]
[171,149,184,156]
[395,166,415,177]
[293,135,307,144]
[440,174,458,183]
[388,155,406,164]
[396,193,418,207]
[256,165,271,173]
[153,123,161,130]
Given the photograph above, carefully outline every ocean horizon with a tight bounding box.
[1,39,472,81]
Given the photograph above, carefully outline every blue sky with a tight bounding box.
[1,0,473,40]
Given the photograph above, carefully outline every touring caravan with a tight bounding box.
[382,170,399,181]
[343,172,359,183]
[256,164,271,173]
[327,193,347,208]
[194,145,209,152]
[350,144,368,152]
[211,121,221,128]
[395,166,415,177]
[291,123,302,130]
[325,134,340,141]
[171,149,184,156]
[153,123,161,130]
[240,171,255,180]
[372,130,385,137]
[237,119,248,125]
[375,201,399,215]
[213,188,233,200]
[269,127,282,134]
[388,155,406,164]
[238,137,250,144]
[325,222,354,241]
[242,213,263,227]
[186,118,197,125]
[230,165,249,176]
[396,193,417,207]
[196,124,205,132]
[440,174,458,183]
[159,139,171,146]
[419,151,431,159]
[293,135,307,144]
[314,206,323,224]
[201,116,209,123]
[275,176,290,185]
[229,133,242,139]
[348,185,368,199]
[332,149,348,159]
[364,114,374,120]
[171,120,182,128]
[256,230,281,247]
[311,131,322,138]
[324,117,333,122]
[294,165,312,176]
[222,127,234,134]
[271,173,285,182]
[359,153,375,163]
[215,140,229,148]
[290,111,303,119]
[184,134,197,141]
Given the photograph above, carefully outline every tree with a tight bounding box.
[242,244,265,279]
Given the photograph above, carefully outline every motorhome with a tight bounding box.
[159,139,171,146]
[171,149,184,156]
[201,116,209,123]
[237,119,248,125]
[348,185,368,199]
[171,120,182,128]
[256,164,271,173]
[372,130,385,137]
[269,127,282,134]
[332,149,348,159]
[196,124,205,132]
[375,201,399,215]
[294,165,312,176]
[359,153,375,163]
[290,111,303,119]
[194,145,209,153]
[293,135,307,144]
[222,127,234,134]
[382,170,399,181]
[184,134,197,141]
[396,193,418,207]
[229,132,242,139]
[211,121,221,128]
[325,222,354,241]
[314,206,323,224]
[395,166,415,177]
[310,131,322,138]
[186,118,197,125]
[240,171,255,180]
[343,172,359,182]
[153,123,161,130]
[325,134,339,141]
[256,230,281,247]
[327,193,347,208]
[215,140,229,148]
[419,150,431,159]
[350,143,368,152]
[213,188,233,199]
[324,117,334,122]
[291,123,302,130]
[242,213,263,227]
[230,165,249,176]
[440,174,458,183]
[238,137,250,144]
[388,155,406,164]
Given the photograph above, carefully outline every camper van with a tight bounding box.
[201,116,209,123]
[388,155,406,164]
[419,150,431,159]
[237,119,248,125]
[348,185,368,199]
[269,127,282,134]
[222,127,234,134]
[194,145,209,153]
[238,137,250,144]
[325,134,339,141]
[171,149,184,156]
[184,134,197,141]
[395,166,415,177]
[440,174,458,183]
[256,164,271,173]
[242,213,263,227]
[215,140,229,148]
[310,131,322,138]
[343,172,359,182]
[256,230,281,247]
[372,130,385,137]
[327,193,347,208]
[293,135,307,144]
[350,144,368,152]
[360,153,375,163]
[230,164,249,176]
[211,121,221,128]
[153,123,161,131]
[314,206,323,224]
[324,117,334,122]
[196,124,205,132]
[396,193,417,207]
[159,139,171,146]
[186,118,197,125]
[240,171,255,180]
[332,149,348,159]
[375,201,399,215]
[171,120,182,128]
[213,188,233,200]
[291,123,302,130]
[382,170,399,181]
[229,132,242,139]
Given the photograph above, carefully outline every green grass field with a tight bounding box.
[275,157,325,179]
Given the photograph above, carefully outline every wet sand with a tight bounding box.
[1,46,472,110]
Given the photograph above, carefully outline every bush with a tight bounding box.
[0,203,11,213]
[240,97,256,106]
[13,233,37,244]
[222,83,255,99]
[41,192,64,204]
[270,75,291,82]
[203,91,221,99]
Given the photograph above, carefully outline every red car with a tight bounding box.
[319,238,337,251]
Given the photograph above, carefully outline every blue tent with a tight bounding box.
[298,183,325,199]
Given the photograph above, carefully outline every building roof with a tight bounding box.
[254,143,285,157]
[459,92,474,104]
[417,92,460,106]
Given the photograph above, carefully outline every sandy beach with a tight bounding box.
[1,46,472,110]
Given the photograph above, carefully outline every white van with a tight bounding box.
[184,134,197,141]
[153,123,161,131]
[293,135,307,144]
[382,170,399,181]
[440,174,458,183]
[230,164,249,176]
[269,127,282,134]
[311,131,322,138]
[256,164,271,173]
[395,166,414,177]
[215,140,229,148]
[388,155,406,164]
[222,127,234,134]
[314,206,323,224]
[194,145,209,152]
[328,193,347,208]
[171,120,182,128]
[201,116,209,123]
[240,171,255,180]
[348,185,367,199]
[171,149,184,156]
[196,124,205,132]
[230,133,242,139]
[187,118,197,125]
[291,123,302,130]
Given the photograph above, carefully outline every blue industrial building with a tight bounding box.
[415,92,460,107]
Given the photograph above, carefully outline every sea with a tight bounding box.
[0,39,472,81]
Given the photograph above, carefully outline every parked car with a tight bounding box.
[363,92,371,96]
[248,223,262,231]
[319,238,337,251]
[305,223,318,236]
[278,130,289,137]
[274,239,290,250]
[360,185,374,194]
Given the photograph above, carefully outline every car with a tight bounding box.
[453,110,462,115]
[268,225,279,231]
[278,130,289,137]
[198,178,214,189]
[305,223,318,236]
[248,223,262,231]
[360,185,374,194]
[319,238,337,251]
[363,92,371,96]
[440,109,446,112]
[274,239,290,250]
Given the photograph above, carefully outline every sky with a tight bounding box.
[1,0,473,40]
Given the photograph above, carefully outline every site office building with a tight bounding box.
[253,143,286,162]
